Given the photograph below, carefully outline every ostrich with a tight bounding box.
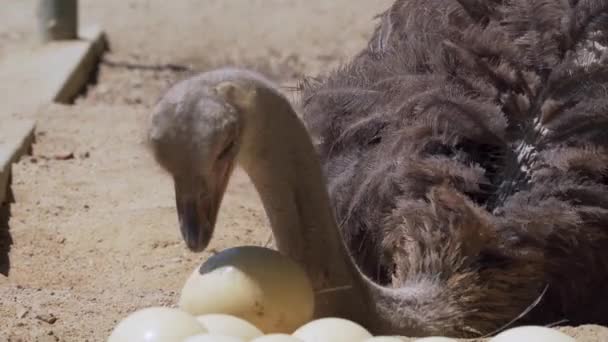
[147,0,608,338]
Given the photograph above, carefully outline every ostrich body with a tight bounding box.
[148,0,608,337]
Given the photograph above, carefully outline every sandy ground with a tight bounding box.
[1,1,608,341]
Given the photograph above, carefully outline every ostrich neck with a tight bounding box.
[236,88,372,320]
[231,81,428,335]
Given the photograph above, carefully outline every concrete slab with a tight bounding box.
[0,25,105,205]
[0,25,106,114]
[0,119,35,205]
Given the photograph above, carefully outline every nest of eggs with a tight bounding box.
[107,246,575,342]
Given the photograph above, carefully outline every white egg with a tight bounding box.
[184,334,246,342]
[250,334,304,342]
[179,246,314,334]
[107,307,206,342]
[292,317,372,342]
[413,337,457,342]
[490,326,575,342]
[196,314,263,340]
[364,337,407,341]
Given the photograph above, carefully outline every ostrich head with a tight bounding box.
[147,77,245,252]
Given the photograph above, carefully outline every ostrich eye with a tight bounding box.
[218,140,235,160]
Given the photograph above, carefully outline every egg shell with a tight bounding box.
[490,326,575,342]
[196,314,263,340]
[184,334,246,342]
[179,246,314,334]
[364,337,407,341]
[293,317,372,342]
[107,307,206,342]
[250,334,304,342]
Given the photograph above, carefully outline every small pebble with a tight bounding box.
[36,313,57,324]
[15,305,28,319]
[97,84,110,95]
[54,152,74,160]
[36,334,59,342]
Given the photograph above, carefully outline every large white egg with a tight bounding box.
[196,314,263,340]
[490,326,574,342]
[413,338,457,341]
[250,334,303,342]
[364,337,406,341]
[179,246,314,333]
[293,317,372,342]
[184,334,246,342]
[107,307,206,342]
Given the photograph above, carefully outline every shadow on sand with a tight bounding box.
[0,182,14,276]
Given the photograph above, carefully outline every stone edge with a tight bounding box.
[0,120,36,205]
[53,25,108,103]
[1,25,106,204]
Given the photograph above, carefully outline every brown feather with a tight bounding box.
[299,0,608,334]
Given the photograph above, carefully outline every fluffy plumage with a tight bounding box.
[300,0,608,333]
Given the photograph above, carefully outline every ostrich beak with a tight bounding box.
[174,161,233,252]
[175,191,215,252]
